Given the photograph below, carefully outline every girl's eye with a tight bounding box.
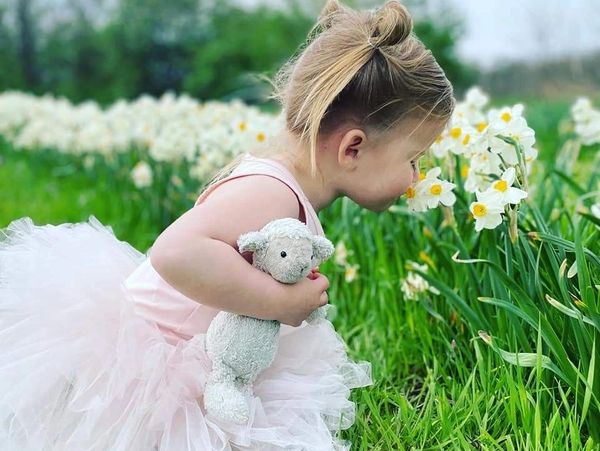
[410,160,417,170]
[280,251,287,258]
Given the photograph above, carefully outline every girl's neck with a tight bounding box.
[267,131,339,214]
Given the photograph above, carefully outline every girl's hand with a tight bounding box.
[307,266,320,280]
[276,273,329,327]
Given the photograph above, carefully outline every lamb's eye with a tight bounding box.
[280,251,287,258]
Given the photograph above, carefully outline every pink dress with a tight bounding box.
[0,153,372,450]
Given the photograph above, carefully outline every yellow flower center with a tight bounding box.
[418,171,425,181]
[461,164,469,178]
[493,180,508,192]
[462,134,471,145]
[501,112,512,123]
[435,135,442,143]
[476,122,488,132]
[256,132,266,142]
[429,184,442,195]
[238,121,247,131]
[472,203,487,217]
[449,127,462,139]
[405,186,416,198]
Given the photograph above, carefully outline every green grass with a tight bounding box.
[1,99,600,449]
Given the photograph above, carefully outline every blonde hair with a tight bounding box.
[201,0,455,194]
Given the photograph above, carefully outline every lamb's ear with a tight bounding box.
[237,231,268,254]
[312,236,334,264]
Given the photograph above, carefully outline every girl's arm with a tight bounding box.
[149,175,301,321]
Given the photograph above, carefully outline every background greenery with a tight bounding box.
[1,0,600,449]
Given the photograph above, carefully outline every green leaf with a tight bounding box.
[544,294,597,328]
[581,338,596,424]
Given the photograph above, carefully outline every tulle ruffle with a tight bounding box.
[0,215,372,450]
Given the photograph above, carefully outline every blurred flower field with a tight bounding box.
[1,88,599,449]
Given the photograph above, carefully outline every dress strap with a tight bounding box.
[194,153,324,236]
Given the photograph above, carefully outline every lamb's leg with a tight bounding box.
[203,363,250,424]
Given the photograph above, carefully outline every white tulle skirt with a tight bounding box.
[0,215,372,451]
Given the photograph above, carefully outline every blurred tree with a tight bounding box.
[184,0,313,103]
[105,0,202,98]
[16,0,40,89]
[0,3,24,91]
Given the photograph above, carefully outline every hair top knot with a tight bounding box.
[370,1,413,47]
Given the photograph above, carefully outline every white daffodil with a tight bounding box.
[431,119,476,157]
[488,104,525,131]
[430,132,448,159]
[406,167,456,212]
[405,184,429,212]
[484,105,537,166]
[83,155,95,170]
[463,150,503,193]
[131,161,153,188]
[469,191,505,231]
[401,272,430,300]
[465,86,489,110]
[489,118,536,166]
[591,203,600,219]
[484,167,528,205]
[345,264,359,283]
[334,240,349,266]
[571,97,600,145]
[400,262,440,300]
[453,86,489,125]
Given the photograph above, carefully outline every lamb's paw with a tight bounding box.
[204,381,250,424]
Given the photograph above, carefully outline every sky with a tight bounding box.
[445,0,600,69]
[237,0,600,70]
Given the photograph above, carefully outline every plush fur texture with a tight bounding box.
[202,218,334,424]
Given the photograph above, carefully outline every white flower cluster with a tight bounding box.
[0,90,285,182]
[571,97,600,146]
[400,262,440,301]
[408,87,536,233]
[431,87,538,193]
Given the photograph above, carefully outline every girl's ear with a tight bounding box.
[237,231,268,254]
[312,236,335,265]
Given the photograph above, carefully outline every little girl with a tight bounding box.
[0,0,454,449]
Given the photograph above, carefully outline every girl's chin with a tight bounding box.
[370,199,396,213]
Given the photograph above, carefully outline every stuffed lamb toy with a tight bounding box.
[202,217,335,424]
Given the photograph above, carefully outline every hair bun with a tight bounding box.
[371,1,413,47]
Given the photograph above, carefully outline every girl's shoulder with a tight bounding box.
[193,153,323,236]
